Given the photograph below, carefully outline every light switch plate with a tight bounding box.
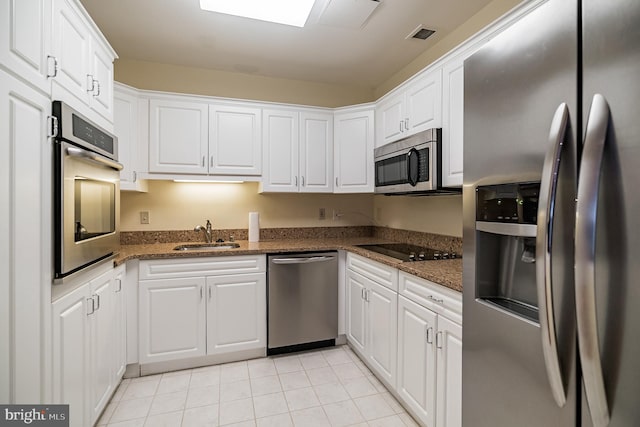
[140,211,150,224]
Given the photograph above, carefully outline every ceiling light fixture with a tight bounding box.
[199,0,316,27]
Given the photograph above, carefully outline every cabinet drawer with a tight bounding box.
[139,255,266,280]
[399,272,462,323]
[347,252,398,291]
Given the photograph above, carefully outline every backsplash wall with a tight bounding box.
[120,181,464,237]
[120,181,375,231]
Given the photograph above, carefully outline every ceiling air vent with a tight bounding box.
[407,25,436,40]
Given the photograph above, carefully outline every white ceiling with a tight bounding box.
[79,0,495,88]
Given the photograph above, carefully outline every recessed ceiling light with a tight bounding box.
[200,0,316,27]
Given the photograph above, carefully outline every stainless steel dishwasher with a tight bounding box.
[267,252,338,355]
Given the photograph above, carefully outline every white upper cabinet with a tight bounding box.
[89,40,114,122]
[209,104,262,175]
[0,0,52,93]
[149,97,209,174]
[441,54,465,187]
[334,107,374,193]
[148,95,262,177]
[51,0,116,127]
[376,68,442,148]
[299,111,333,193]
[261,108,333,193]
[261,109,299,192]
[114,84,148,191]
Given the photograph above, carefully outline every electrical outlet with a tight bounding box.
[319,208,326,220]
[140,211,150,224]
[332,210,342,221]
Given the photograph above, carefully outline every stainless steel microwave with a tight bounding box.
[374,128,454,194]
[52,101,122,280]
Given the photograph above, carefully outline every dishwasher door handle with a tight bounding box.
[271,256,336,265]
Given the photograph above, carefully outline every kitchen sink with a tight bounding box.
[173,243,240,251]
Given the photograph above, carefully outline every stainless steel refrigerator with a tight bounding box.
[462,0,640,426]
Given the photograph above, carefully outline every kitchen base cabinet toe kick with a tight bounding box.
[136,255,267,375]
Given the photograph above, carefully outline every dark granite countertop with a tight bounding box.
[115,237,462,293]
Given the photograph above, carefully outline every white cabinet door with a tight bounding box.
[405,68,442,134]
[114,87,138,186]
[0,71,51,404]
[376,93,404,147]
[206,273,266,355]
[346,270,367,355]
[149,99,209,174]
[51,0,91,104]
[397,295,437,427]
[89,271,115,424]
[442,57,465,187]
[261,109,299,192]
[299,111,333,193]
[334,108,374,193]
[89,40,114,123]
[436,315,462,427]
[0,0,51,93]
[139,277,207,363]
[209,104,262,175]
[52,283,90,427]
[366,280,398,388]
[113,266,127,381]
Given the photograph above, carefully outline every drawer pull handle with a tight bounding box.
[427,295,444,304]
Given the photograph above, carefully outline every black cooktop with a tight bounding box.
[356,243,460,262]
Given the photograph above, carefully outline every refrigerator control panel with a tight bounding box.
[476,182,540,224]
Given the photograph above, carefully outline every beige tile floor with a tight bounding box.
[97,345,420,427]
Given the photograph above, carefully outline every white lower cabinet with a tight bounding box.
[138,256,267,365]
[206,273,266,355]
[139,277,207,363]
[52,265,123,427]
[397,295,438,426]
[344,253,462,427]
[397,272,462,427]
[345,254,398,388]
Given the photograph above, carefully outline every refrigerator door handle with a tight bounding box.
[576,94,610,427]
[536,102,569,408]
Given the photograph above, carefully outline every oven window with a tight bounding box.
[74,177,115,242]
[375,148,429,186]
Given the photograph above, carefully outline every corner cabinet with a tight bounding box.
[148,95,262,177]
[138,255,266,365]
[376,69,442,148]
[334,106,375,193]
[114,83,148,191]
[261,108,333,193]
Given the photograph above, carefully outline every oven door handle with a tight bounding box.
[67,146,124,171]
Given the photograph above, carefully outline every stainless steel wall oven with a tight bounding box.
[52,101,122,280]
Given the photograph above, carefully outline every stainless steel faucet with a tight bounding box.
[194,219,213,243]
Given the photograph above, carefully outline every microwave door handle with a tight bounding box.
[576,94,610,427]
[407,148,419,186]
[66,146,124,171]
[535,102,569,408]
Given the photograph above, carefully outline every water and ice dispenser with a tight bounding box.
[475,182,540,322]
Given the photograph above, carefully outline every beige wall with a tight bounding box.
[121,181,463,237]
[373,195,463,237]
[374,0,522,99]
[120,181,375,231]
[115,59,374,108]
